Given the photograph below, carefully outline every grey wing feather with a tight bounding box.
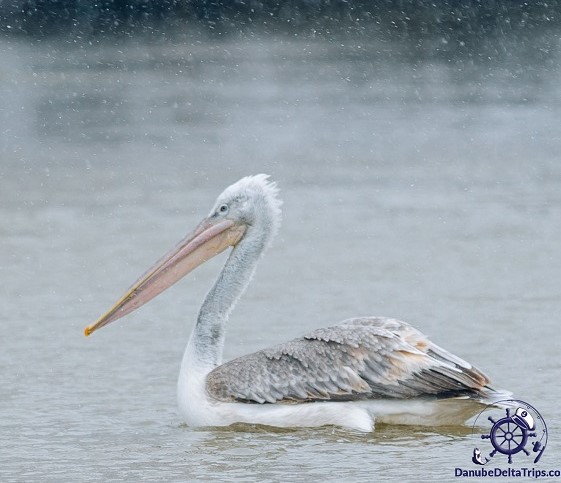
[206,317,492,404]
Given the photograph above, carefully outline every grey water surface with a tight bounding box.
[1,33,561,481]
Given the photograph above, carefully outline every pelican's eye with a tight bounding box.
[218,204,229,214]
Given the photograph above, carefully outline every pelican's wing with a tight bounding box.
[206,317,492,404]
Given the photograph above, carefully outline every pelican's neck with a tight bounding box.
[184,228,269,371]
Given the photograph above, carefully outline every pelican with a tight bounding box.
[85,174,505,432]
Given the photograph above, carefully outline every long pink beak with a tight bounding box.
[84,217,246,336]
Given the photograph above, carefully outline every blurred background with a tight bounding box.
[1,2,560,482]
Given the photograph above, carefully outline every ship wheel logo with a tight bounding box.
[471,400,548,466]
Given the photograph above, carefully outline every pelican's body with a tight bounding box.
[86,175,505,432]
[178,316,499,432]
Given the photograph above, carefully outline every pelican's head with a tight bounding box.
[84,174,282,336]
[210,174,282,245]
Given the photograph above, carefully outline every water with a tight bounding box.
[1,33,561,481]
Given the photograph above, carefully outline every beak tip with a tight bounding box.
[84,325,94,337]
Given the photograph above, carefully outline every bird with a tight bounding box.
[85,174,506,432]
